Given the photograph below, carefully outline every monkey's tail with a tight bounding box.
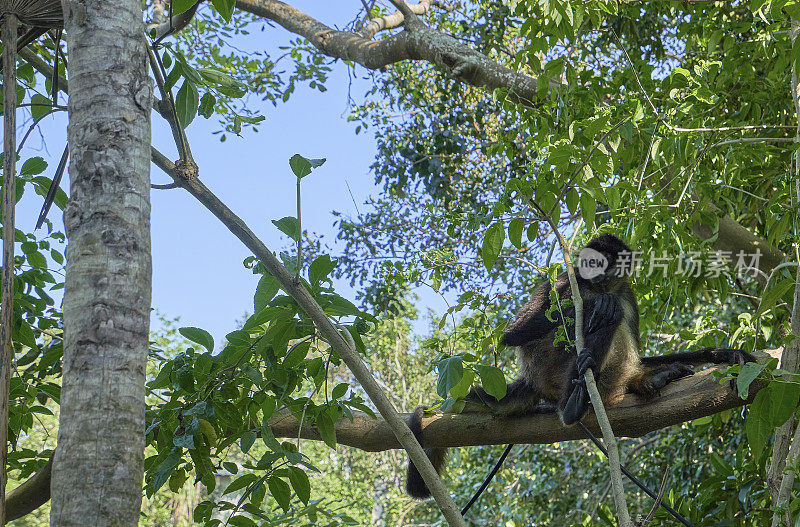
[405,406,447,499]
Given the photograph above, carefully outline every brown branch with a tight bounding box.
[6,456,52,522]
[235,0,560,106]
[266,353,776,452]
[690,202,786,285]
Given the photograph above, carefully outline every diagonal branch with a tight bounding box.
[150,149,467,526]
[235,0,560,106]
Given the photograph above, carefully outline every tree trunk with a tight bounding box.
[50,1,153,525]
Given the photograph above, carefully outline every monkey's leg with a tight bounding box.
[560,293,623,425]
[640,347,755,368]
[627,364,695,398]
[464,378,546,417]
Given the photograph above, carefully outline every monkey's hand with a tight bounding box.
[586,293,621,335]
[576,349,597,376]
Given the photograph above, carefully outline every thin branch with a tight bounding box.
[772,418,800,527]
[360,0,456,39]
[387,0,420,27]
[530,201,632,527]
[669,124,796,132]
[709,137,795,149]
[0,15,18,525]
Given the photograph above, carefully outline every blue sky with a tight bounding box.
[18,2,447,348]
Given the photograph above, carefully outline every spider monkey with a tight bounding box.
[406,233,754,498]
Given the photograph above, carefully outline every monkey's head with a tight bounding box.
[578,233,632,290]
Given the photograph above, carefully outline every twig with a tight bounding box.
[640,464,671,525]
[709,137,795,149]
[530,201,632,527]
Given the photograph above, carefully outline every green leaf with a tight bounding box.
[212,0,236,21]
[254,274,280,313]
[240,430,256,454]
[198,68,242,90]
[580,193,597,226]
[475,364,507,400]
[449,369,476,400]
[31,94,52,121]
[331,382,348,399]
[283,342,309,369]
[261,421,282,452]
[173,431,194,450]
[508,218,524,249]
[768,380,800,427]
[175,80,199,128]
[309,254,336,286]
[198,92,216,118]
[315,411,337,449]
[21,157,47,177]
[228,516,257,527]
[436,356,464,398]
[179,327,214,352]
[747,381,800,458]
[224,474,258,495]
[267,476,291,512]
[737,361,767,399]
[527,222,539,242]
[272,216,300,241]
[171,0,199,15]
[288,467,311,504]
[746,390,769,458]
[757,278,794,318]
[566,188,579,214]
[481,222,505,271]
[151,448,182,493]
[289,154,326,179]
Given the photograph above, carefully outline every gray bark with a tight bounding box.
[50,0,153,525]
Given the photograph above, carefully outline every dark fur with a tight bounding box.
[405,233,754,498]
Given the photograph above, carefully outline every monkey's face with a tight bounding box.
[581,233,632,290]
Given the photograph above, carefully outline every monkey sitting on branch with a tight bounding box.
[406,233,754,498]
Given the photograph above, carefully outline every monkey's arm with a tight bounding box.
[463,378,551,417]
[560,293,623,425]
[502,277,572,346]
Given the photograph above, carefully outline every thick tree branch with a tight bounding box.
[0,348,776,521]
[266,353,776,452]
[235,0,560,106]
